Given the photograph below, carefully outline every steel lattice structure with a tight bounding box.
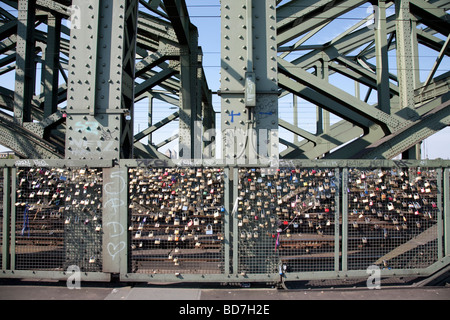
[0,0,449,161]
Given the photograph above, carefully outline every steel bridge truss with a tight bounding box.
[0,0,449,161]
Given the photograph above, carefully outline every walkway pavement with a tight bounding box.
[0,280,449,300]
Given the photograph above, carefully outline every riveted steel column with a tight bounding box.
[13,0,36,125]
[42,12,62,119]
[179,32,202,161]
[395,0,421,159]
[65,0,138,160]
[375,0,391,115]
[221,0,279,165]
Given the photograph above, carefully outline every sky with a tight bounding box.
[0,0,449,159]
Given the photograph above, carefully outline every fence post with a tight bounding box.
[102,166,128,274]
[9,167,17,271]
[334,168,340,272]
[444,168,449,257]
[437,168,444,260]
[2,168,11,270]
[224,167,231,275]
[232,167,239,275]
[341,168,349,272]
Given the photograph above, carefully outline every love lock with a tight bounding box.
[205,224,213,235]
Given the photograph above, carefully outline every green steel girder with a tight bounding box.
[277,0,369,46]
[409,0,450,36]
[0,0,215,160]
[0,0,449,161]
[276,0,450,160]
[278,59,402,133]
[163,0,194,50]
[353,94,450,159]
[0,114,63,158]
[278,72,374,129]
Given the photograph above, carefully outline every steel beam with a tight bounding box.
[278,59,400,133]
[13,0,36,125]
[409,0,450,36]
[65,0,139,160]
[354,96,450,159]
[374,0,391,114]
[277,0,368,46]
[221,0,279,165]
[42,12,62,119]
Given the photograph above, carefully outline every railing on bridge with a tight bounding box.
[1,159,449,284]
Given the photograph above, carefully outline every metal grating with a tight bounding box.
[14,167,103,272]
[346,167,440,270]
[128,167,226,274]
[237,168,339,274]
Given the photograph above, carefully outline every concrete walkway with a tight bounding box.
[0,281,449,300]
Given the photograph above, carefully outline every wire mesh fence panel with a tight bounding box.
[346,167,440,271]
[0,169,3,265]
[128,167,226,274]
[237,168,338,274]
[14,167,103,272]
[63,168,103,272]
